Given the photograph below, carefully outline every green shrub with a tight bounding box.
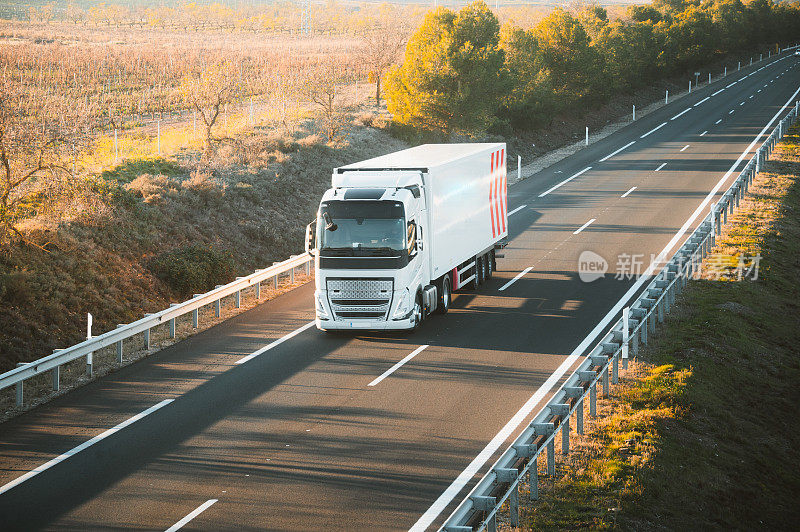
[148,244,235,298]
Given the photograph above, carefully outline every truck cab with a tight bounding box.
[308,171,429,330]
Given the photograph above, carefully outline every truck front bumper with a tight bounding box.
[315,316,415,331]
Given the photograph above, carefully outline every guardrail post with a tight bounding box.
[116,325,124,363]
[470,496,497,531]
[235,290,241,309]
[256,281,262,300]
[16,362,26,406]
[52,363,60,391]
[291,266,295,284]
[533,423,555,476]
[565,387,584,435]
[612,352,619,384]
[144,328,150,350]
[495,468,519,526]
[305,260,311,276]
[551,404,570,454]
[530,456,539,500]
[590,382,597,416]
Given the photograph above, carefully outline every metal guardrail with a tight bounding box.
[439,100,800,532]
[1,252,313,406]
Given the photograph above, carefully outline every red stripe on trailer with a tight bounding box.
[493,171,501,235]
[500,149,507,233]
[489,152,496,238]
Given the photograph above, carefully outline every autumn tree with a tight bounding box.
[385,1,508,133]
[303,62,349,142]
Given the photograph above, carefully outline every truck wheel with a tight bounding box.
[437,275,451,314]
[411,294,424,331]
[470,257,482,289]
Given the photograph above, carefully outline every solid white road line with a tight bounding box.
[411,85,800,532]
[165,499,218,532]
[236,322,315,364]
[712,89,725,96]
[368,345,429,387]
[640,122,666,138]
[694,96,710,106]
[599,141,635,162]
[0,399,174,496]
[538,167,592,197]
[670,108,692,120]
[621,187,636,198]
[715,119,722,124]
[700,131,708,136]
[573,219,595,235]
[498,267,533,291]
[726,82,737,88]
[680,144,690,152]
[655,162,667,171]
[508,205,527,216]
[738,76,747,81]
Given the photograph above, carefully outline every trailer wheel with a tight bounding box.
[437,274,451,314]
[470,257,482,289]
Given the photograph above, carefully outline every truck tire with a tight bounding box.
[469,257,482,289]
[437,274,451,314]
[411,293,424,331]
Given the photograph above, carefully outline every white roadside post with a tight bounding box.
[632,104,636,121]
[738,61,741,71]
[585,126,589,145]
[725,66,727,76]
[517,155,522,180]
[665,89,669,104]
[709,72,711,84]
[688,80,691,93]
[622,307,630,370]
[86,313,93,377]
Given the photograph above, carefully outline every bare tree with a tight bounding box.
[0,80,89,248]
[179,63,241,150]
[359,24,411,107]
[304,62,348,142]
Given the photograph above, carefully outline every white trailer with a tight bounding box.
[305,143,508,331]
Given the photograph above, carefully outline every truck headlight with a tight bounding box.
[315,292,330,320]
[392,289,412,320]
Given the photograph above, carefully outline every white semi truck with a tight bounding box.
[305,143,508,331]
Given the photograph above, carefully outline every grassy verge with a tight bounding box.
[509,125,800,530]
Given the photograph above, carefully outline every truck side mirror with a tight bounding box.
[407,221,417,257]
[305,220,317,256]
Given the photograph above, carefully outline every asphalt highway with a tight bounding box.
[1,52,799,531]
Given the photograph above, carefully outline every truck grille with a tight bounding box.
[326,278,393,320]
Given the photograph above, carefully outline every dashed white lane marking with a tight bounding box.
[236,322,316,364]
[739,101,745,106]
[694,97,710,106]
[508,205,527,216]
[166,499,218,532]
[749,95,754,99]
[715,119,722,124]
[655,162,667,171]
[729,109,735,114]
[680,144,690,152]
[700,131,708,136]
[368,345,429,387]
[670,108,692,120]
[499,266,533,291]
[712,89,725,96]
[640,122,666,138]
[758,89,762,93]
[726,82,737,88]
[0,399,174,496]
[738,76,747,81]
[621,186,637,198]
[599,141,636,162]
[538,166,592,197]
[573,218,595,235]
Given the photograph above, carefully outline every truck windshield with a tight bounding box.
[318,201,405,256]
